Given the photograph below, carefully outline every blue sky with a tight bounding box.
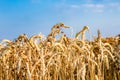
[0,0,120,40]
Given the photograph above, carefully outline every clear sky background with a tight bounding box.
[0,0,120,40]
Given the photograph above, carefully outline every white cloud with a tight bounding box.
[96,4,105,8]
[70,5,80,9]
[107,2,120,12]
[83,4,95,8]
[109,2,120,7]
[68,4,105,13]
[55,1,120,13]
[83,4,104,9]
[82,4,105,12]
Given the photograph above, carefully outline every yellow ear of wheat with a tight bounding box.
[0,23,119,80]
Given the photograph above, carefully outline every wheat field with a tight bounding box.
[0,23,120,80]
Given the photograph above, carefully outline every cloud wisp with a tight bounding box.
[82,4,105,12]
[55,1,120,13]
